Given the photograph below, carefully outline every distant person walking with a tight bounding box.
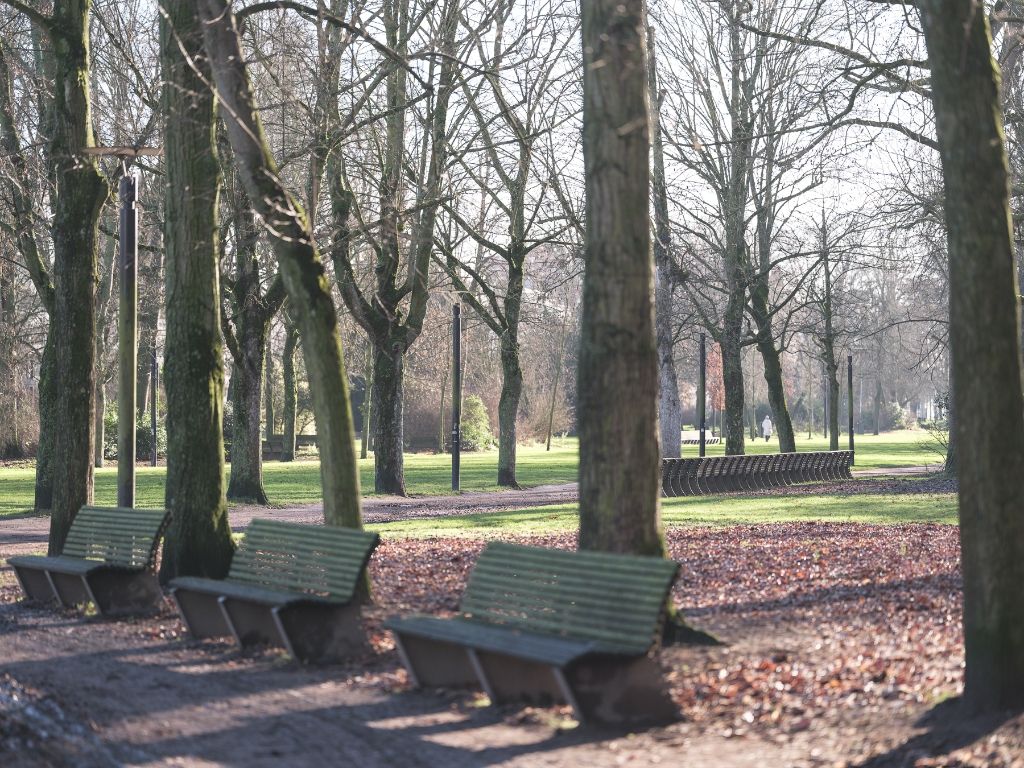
[761,415,773,442]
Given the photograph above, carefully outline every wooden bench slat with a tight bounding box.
[458,543,677,652]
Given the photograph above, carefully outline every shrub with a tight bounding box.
[460,395,495,451]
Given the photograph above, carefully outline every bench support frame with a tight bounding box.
[12,563,162,616]
[392,630,677,725]
[184,593,366,663]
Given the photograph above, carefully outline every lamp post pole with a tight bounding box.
[847,354,855,460]
[117,172,138,507]
[451,304,462,491]
[699,333,707,457]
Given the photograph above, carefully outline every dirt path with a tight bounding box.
[0,469,944,557]
[2,523,1022,767]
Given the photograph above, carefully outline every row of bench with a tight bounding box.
[661,450,854,496]
[680,436,721,445]
[7,507,679,724]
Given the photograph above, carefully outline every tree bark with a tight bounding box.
[720,309,746,455]
[228,353,268,504]
[281,318,299,462]
[360,343,372,461]
[0,42,56,508]
[264,336,275,439]
[578,0,664,557]
[371,339,405,494]
[329,0,458,495]
[158,0,235,581]
[197,0,363,530]
[47,0,108,555]
[920,0,1024,711]
[222,192,284,504]
[496,264,524,487]
[648,26,682,459]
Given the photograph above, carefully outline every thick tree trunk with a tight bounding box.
[496,264,524,487]
[758,338,795,452]
[94,382,105,468]
[497,332,523,487]
[47,0,108,555]
[920,0,1024,711]
[372,339,405,495]
[222,190,283,504]
[158,0,235,581]
[827,362,840,450]
[228,350,269,504]
[360,343,372,460]
[873,378,882,435]
[35,335,56,511]
[578,0,664,557]
[264,338,275,439]
[198,0,363,531]
[720,315,746,455]
[281,319,299,462]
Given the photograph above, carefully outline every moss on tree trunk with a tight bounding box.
[158,0,235,580]
[197,0,363,532]
[47,0,108,555]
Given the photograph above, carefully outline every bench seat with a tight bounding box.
[169,519,379,663]
[386,542,680,725]
[8,554,117,577]
[168,576,340,607]
[7,507,169,616]
[388,615,601,667]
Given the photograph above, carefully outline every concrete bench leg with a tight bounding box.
[469,650,567,710]
[88,570,164,616]
[392,633,478,689]
[566,655,679,725]
[274,602,366,663]
[48,570,93,609]
[171,588,234,639]
[11,565,58,605]
[219,597,286,650]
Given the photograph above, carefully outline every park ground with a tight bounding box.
[2,431,1023,766]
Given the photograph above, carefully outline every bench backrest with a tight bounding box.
[63,506,169,569]
[228,519,379,601]
[460,542,679,655]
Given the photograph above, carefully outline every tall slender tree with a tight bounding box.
[196,0,363,531]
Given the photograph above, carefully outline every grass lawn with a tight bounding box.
[0,430,945,518]
[369,486,957,538]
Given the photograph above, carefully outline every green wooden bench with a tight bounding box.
[169,519,379,663]
[386,542,680,724]
[7,506,169,616]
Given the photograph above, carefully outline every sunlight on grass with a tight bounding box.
[0,430,943,517]
[369,488,957,538]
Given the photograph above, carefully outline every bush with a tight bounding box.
[459,395,495,451]
[104,403,167,460]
